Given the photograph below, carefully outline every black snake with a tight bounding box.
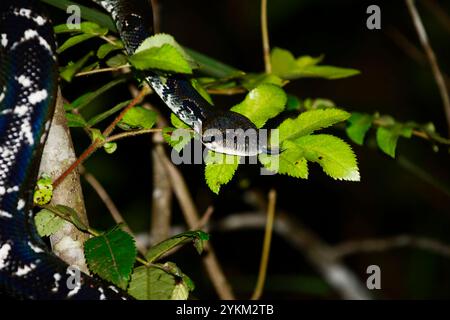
[0,0,266,299]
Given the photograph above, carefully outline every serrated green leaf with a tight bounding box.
[129,44,192,74]
[145,231,209,263]
[128,263,193,300]
[135,33,197,69]
[241,73,283,91]
[278,108,350,142]
[34,209,65,237]
[66,113,87,128]
[295,134,360,181]
[118,107,157,130]
[205,151,240,194]
[259,141,308,179]
[346,112,374,145]
[163,127,194,152]
[376,124,413,158]
[84,227,137,290]
[231,84,287,128]
[60,51,94,82]
[271,47,360,80]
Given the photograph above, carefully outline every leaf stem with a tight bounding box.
[75,65,131,77]
[261,0,272,74]
[251,189,276,300]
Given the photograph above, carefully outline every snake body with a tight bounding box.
[0,0,263,299]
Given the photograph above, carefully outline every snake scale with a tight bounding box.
[0,0,267,299]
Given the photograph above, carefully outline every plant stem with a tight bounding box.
[251,189,276,300]
[75,65,131,77]
[261,0,272,74]
[405,0,450,136]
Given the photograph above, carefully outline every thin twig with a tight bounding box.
[75,65,131,78]
[405,0,450,135]
[207,87,247,96]
[251,189,277,300]
[105,128,162,143]
[261,0,272,73]
[332,234,450,259]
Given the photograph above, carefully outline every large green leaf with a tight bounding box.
[278,108,350,142]
[128,262,194,300]
[84,227,137,290]
[231,84,286,129]
[145,231,209,263]
[205,151,240,194]
[294,134,360,181]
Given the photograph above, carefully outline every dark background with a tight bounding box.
[53,0,450,299]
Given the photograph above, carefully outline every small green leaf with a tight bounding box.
[57,34,96,54]
[295,134,360,181]
[205,151,240,194]
[66,113,87,128]
[231,84,287,128]
[278,108,350,142]
[171,113,190,129]
[60,51,94,82]
[118,107,157,130]
[162,127,193,152]
[33,175,53,206]
[89,128,106,144]
[191,79,213,105]
[84,227,137,290]
[376,124,413,158]
[106,53,128,68]
[34,209,65,237]
[128,263,193,300]
[271,47,360,80]
[129,44,192,74]
[241,73,283,91]
[259,141,308,179]
[145,231,209,263]
[286,95,301,111]
[104,142,117,154]
[346,112,374,145]
[97,40,124,59]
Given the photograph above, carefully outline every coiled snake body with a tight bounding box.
[0,0,263,299]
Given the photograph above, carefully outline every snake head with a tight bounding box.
[201,111,274,156]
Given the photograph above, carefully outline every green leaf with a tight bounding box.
[118,107,157,130]
[286,95,301,111]
[97,41,124,59]
[34,209,65,237]
[64,78,127,111]
[84,227,137,290]
[128,263,193,300]
[50,205,88,232]
[33,175,53,206]
[87,100,132,126]
[376,124,413,158]
[271,47,360,80]
[259,140,308,179]
[231,84,287,128]
[129,44,192,74]
[346,112,374,145]
[57,34,96,54]
[162,127,194,152]
[295,134,360,181]
[241,73,283,91]
[145,231,209,263]
[303,98,336,110]
[191,79,213,105]
[278,108,351,142]
[106,53,128,68]
[135,33,197,69]
[60,51,94,82]
[205,151,240,194]
[66,113,87,128]
[104,142,117,154]
[171,113,190,129]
